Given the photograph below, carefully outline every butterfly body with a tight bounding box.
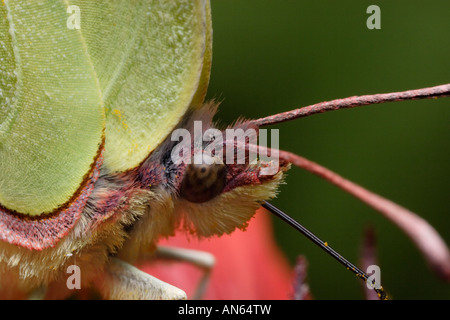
[0,98,287,298]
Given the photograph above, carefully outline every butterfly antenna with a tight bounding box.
[261,201,388,300]
[273,148,450,281]
[249,83,450,127]
[239,142,450,283]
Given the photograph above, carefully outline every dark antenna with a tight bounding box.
[261,200,387,300]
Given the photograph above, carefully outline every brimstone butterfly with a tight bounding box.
[0,0,449,300]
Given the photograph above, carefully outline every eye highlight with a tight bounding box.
[179,162,227,203]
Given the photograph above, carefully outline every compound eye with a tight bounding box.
[179,160,227,203]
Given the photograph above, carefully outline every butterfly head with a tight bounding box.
[144,102,290,238]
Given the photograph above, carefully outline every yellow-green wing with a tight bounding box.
[0,1,211,216]
[191,0,212,108]
[0,1,104,216]
[72,0,211,173]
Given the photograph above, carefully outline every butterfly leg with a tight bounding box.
[155,246,216,300]
[99,257,187,300]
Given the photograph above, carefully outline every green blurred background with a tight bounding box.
[205,0,450,299]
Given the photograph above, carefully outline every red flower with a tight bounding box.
[139,209,294,299]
